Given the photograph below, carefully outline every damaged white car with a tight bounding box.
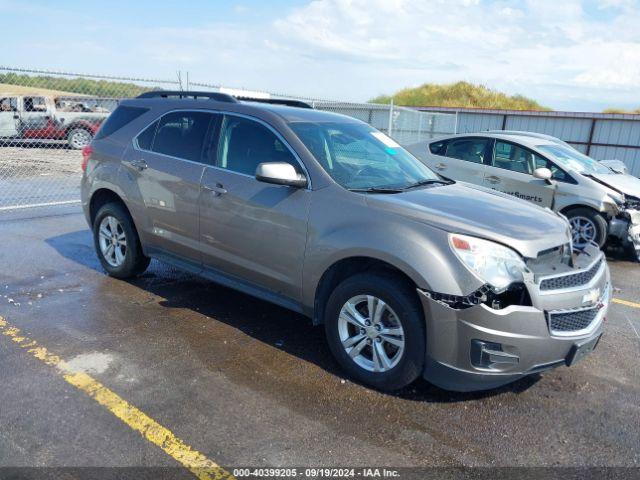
[408,132,640,260]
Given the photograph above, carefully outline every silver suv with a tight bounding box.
[408,132,640,259]
[81,92,611,392]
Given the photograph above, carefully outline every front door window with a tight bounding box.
[493,141,534,174]
[217,116,299,176]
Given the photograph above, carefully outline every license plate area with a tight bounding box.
[566,334,601,366]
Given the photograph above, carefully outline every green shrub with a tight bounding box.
[370,81,549,111]
[603,107,640,114]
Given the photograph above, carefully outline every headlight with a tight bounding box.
[625,195,640,211]
[449,234,527,291]
[604,193,624,211]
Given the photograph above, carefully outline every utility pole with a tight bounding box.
[388,99,394,138]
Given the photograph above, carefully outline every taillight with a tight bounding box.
[81,145,93,172]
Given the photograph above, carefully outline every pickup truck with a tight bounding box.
[0,94,112,149]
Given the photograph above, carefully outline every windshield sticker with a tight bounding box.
[371,131,400,148]
[385,147,398,155]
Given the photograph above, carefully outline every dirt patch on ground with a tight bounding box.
[0,146,81,178]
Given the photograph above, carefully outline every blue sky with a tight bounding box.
[1,0,639,111]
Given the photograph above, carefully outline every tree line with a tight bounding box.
[0,73,156,98]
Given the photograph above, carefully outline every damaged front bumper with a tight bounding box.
[418,248,611,392]
[609,209,640,260]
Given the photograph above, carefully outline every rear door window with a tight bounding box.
[445,138,491,164]
[95,106,148,140]
[151,111,218,163]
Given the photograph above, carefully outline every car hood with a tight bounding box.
[590,173,640,198]
[365,182,571,258]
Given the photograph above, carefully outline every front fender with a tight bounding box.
[301,190,483,309]
[555,177,621,219]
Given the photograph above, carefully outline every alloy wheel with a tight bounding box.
[569,216,597,248]
[98,215,127,267]
[337,294,405,373]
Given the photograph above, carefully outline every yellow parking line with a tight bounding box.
[613,298,640,309]
[0,316,234,480]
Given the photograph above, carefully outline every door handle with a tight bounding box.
[129,159,148,171]
[203,183,227,196]
[435,163,447,170]
[485,175,501,183]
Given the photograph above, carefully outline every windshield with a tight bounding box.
[290,121,441,190]
[537,144,611,175]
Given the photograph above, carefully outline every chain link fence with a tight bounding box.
[310,100,456,145]
[0,67,455,211]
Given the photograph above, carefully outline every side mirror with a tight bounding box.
[533,167,552,182]
[255,162,307,188]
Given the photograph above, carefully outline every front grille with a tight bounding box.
[527,243,571,269]
[539,258,602,291]
[548,308,600,334]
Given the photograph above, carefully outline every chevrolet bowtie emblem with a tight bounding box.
[582,288,601,306]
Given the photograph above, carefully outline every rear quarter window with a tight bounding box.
[136,120,158,150]
[95,106,149,140]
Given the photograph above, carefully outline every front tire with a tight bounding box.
[93,202,150,278]
[565,207,608,249]
[324,272,425,391]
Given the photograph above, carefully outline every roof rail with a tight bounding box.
[136,91,238,103]
[236,97,313,109]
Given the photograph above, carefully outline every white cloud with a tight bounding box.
[2,0,639,110]
[573,43,640,88]
[267,0,640,107]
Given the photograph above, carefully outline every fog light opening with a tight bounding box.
[471,340,520,369]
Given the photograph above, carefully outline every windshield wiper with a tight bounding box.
[401,178,454,190]
[348,178,454,194]
[348,187,404,194]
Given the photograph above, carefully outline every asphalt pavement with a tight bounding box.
[0,206,639,477]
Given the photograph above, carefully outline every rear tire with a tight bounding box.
[565,207,608,249]
[67,127,92,149]
[93,202,150,278]
[324,272,425,391]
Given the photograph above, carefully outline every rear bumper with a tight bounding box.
[418,256,610,392]
[80,177,92,226]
